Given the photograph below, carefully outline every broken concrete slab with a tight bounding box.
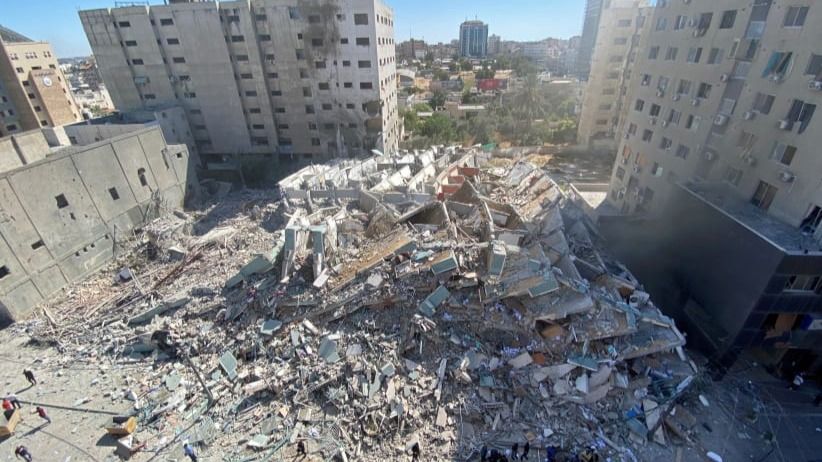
[318,337,340,363]
[508,352,533,369]
[219,351,239,380]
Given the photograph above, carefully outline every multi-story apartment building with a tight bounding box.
[601,0,822,374]
[459,20,488,58]
[577,0,651,149]
[0,26,82,138]
[577,0,604,80]
[79,0,399,165]
[487,34,501,56]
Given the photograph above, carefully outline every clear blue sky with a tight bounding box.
[1,0,584,58]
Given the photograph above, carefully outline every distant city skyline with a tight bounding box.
[1,0,583,58]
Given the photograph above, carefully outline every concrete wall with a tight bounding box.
[0,125,194,323]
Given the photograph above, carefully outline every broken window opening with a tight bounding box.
[31,240,44,250]
[55,194,69,209]
[138,168,148,187]
[109,187,120,200]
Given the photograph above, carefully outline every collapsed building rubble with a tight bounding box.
[25,147,701,461]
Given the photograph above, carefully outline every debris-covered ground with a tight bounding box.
[3,147,810,461]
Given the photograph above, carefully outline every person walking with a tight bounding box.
[410,442,420,461]
[14,446,33,462]
[521,441,530,460]
[183,442,198,461]
[36,406,51,424]
[23,369,36,386]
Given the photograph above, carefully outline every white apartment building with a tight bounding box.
[607,0,821,232]
[577,0,651,148]
[79,0,399,165]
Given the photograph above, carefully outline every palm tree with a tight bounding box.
[513,74,544,145]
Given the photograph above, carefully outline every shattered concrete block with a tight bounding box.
[436,406,448,427]
[219,351,238,380]
[575,373,589,393]
[419,285,450,316]
[589,366,612,389]
[508,352,533,369]
[318,337,340,363]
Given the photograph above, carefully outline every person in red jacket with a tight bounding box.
[36,406,51,424]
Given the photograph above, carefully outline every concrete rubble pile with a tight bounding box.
[25,147,699,461]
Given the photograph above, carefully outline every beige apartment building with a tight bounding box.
[0,26,82,138]
[79,0,399,165]
[607,0,821,227]
[577,0,651,149]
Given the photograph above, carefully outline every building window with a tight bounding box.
[641,129,653,142]
[15,67,23,73]
[752,92,775,114]
[358,60,371,68]
[346,103,355,109]
[271,90,282,96]
[240,73,253,79]
[751,181,778,210]
[318,82,329,90]
[674,144,690,159]
[311,138,321,146]
[231,35,245,42]
[315,60,326,69]
[256,14,267,21]
[167,38,180,45]
[674,15,687,30]
[274,107,285,113]
[249,108,261,114]
[354,13,368,25]
[719,10,737,29]
[706,48,721,65]
[236,55,249,62]
[118,21,131,28]
[184,92,196,98]
[311,38,324,47]
[724,167,743,186]
[268,72,279,79]
[697,82,712,99]
[108,187,120,200]
[676,79,692,96]
[360,82,373,89]
[244,90,257,97]
[667,109,681,125]
[322,103,332,110]
[340,38,349,45]
[617,19,631,28]
[785,99,817,134]
[173,57,186,63]
[288,7,301,20]
[649,104,661,117]
[665,47,678,61]
[805,54,822,78]
[305,105,315,114]
[259,34,271,41]
[783,6,809,27]
[615,167,626,180]
[160,18,174,26]
[784,275,822,293]
[344,82,353,88]
[762,52,793,81]
[143,93,156,100]
[299,69,309,78]
[659,137,672,150]
[640,74,651,86]
[302,87,312,97]
[124,40,137,47]
[800,206,822,234]
[252,124,264,130]
[356,37,370,46]
[771,142,797,166]
[648,46,659,60]
[655,17,667,31]
[131,59,144,65]
[296,49,305,60]
[55,194,69,208]
[686,47,702,63]
[627,123,637,135]
[634,99,645,112]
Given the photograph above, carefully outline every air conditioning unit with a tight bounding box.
[779,171,796,183]
[743,111,755,120]
[713,114,729,126]
[657,89,665,97]
[661,120,669,127]
[743,155,757,166]
[809,80,822,91]
[650,117,658,125]
[672,94,681,101]
[704,151,716,161]
[778,119,793,130]
[691,98,700,107]
[720,73,729,82]
[633,165,641,174]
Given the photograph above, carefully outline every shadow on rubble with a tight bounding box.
[183,184,286,239]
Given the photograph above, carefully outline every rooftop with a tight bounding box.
[0,25,33,43]
[682,181,822,254]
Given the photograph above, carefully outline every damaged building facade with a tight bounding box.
[597,0,822,374]
[0,124,196,323]
[79,0,400,169]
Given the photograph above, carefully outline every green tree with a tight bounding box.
[433,69,450,81]
[402,110,420,133]
[424,51,434,63]
[413,102,433,112]
[420,114,457,143]
[460,59,474,72]
[475,67,495,79]
[430,91,446,109]
[512,74,544,143]
[461,90,475,104]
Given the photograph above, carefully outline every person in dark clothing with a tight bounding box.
[296,440,306,457]
[23,369,36,386]
[36,406,51,424]
[183,443,197,461]
[480,445,489,461]
[411,442,420,461]
[14,446,33,462]
[511,442,519,460]
[521,441,530,460]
